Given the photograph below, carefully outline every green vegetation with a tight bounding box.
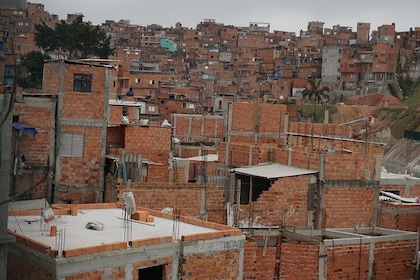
[17,51,50,89]
[402,80,420,107]
[35,15,114,59]
[301,79,329,122]
[299,104,328,122]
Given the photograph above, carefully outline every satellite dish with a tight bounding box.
[123,192,136,215]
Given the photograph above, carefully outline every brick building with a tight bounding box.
[7,201,245,280]
[12,59,115,203]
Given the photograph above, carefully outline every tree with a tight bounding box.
[302,79,329,121]
[34,15,114,59]
[17,51,50,89]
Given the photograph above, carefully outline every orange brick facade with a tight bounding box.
[51,61,110,203]
[106,181,226,224]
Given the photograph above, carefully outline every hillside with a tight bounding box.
[324,92,420,151]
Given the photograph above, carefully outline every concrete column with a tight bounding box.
[283,112,289,133]
[318,243,327,280]
[98,68,112,203]
[226,102,232,143]
[187,117,192,140]
[200,184,207,220]
[237,243,244,280]
[316,154,326,229]
[53,62,66,203]
[287,147,292,166]
[368,240,375,279]
[171,242,182,280]
[248,146,253,166]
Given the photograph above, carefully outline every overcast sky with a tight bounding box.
[35,0,419,34]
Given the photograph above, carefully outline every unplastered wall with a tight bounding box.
[13,100,54,166]
[58,126,103,203]
[242,239,277,280]
[124,125,172,182]
[322,182,376,228]
[236,175,313,228]
[325,240,415,280]
[112,182,226,224]
[220,141,381,182]
[181,249,240,280]
[378,203,420,232]
[172,114,225,141]
[279,243,319,279]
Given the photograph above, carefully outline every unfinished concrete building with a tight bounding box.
[7,200,245,279]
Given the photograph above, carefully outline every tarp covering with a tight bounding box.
[12,122,38,137]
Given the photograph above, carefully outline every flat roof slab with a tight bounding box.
[8,208,219,250]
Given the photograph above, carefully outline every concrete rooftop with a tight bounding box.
[8,207,219,251]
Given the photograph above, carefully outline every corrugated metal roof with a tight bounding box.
[232,163,317,179]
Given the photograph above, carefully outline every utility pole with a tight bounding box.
[0,17,18,279]
[0,87,15,280]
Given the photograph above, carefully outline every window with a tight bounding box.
[237,175,270,203]
[138,265,164,279]
[183,102,196,109]
[73,74,92,92]
[60,133,84,157]
[148,106,155,112]
[122,106,128,116]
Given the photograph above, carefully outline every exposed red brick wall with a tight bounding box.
[181,250,239,280]
[279,243,319,279]
[108,104,144,125]
[243,239,277,280]
[378,203,420,232]
[288,121,352,138]
[42,62,61,93]
[108,181,226,224]
[229,102,287,144]
[237,175,312,227]
[173,115,225,140]
[218,142,276,167]
[326,243,370,280]
[7,250,53,280]
[13,102,53,166]
[322,184,375,228]
[124,125,171,162]
[325,240,416,280]
[124,126,172,181]
[374,240,416,280]
[58,126,102,203]
[285,133,384,156]
[106,126,125,149]
[220,141,381,181]
[62,257,173,279]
